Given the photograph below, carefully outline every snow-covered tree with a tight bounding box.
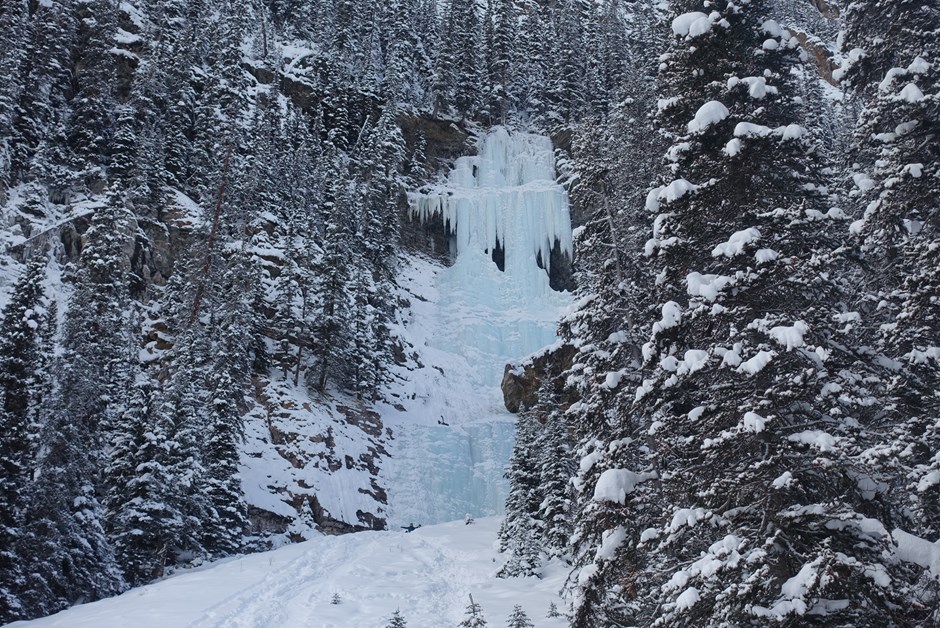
[841,0,940,546]
[0,255,50,622]
[506,605,534,628]
[386,609,408,628]
[106,381,183,586]
[498,411,542,578]
[568,1,919,625]
[202,350,249,556]
[537,398,574,558]
[459,594,488,627]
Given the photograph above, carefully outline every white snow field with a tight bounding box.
[10,518,569,628]
[378,127,573,528]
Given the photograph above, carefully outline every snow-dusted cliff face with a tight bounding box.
[380,128,573,527]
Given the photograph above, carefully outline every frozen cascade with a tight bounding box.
[380,127,573,528]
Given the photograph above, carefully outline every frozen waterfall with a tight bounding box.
[380,127,573,527]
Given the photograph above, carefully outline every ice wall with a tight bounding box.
[381,128,573,527]
[409,126,573,387]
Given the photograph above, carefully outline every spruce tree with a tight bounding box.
[18,191,133,617]
[506,605,534,628]
[203,350,249,556]
[842,0,940,544]
[537,397,574,558]
[459,594,488,627]
[0,0,29,193]
[569,1,916,625]
[488,0,514,124]
[386,609,408,628]
[67,0,119,188]
[106,381,183,586]
[0,255,49,623]
[498,411,542,578]
[314,170,355,393]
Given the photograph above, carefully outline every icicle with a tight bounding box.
[408,126,574,292]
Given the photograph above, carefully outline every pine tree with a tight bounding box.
[18,191,134,617]
[202,346,249,556]
[386,608,408,628]
[488,0,514,124]
[506,605,534,628]
[498,411,542,578]
[0,255,49,623]
[569,1,916,625]
[156,334,212,564]
[383,0,432,105]
[546,601,561,618]
[0,0,29,194]
[459,594,488,627]
[314,168,355,393]
[19,397,126,618]
[436,0,485,119]
[9,0,76,187]
[106,381,183,586]
[841,0,940,545]
[537,397,574,558]
[67,0,119,189]
[511,0,550,123]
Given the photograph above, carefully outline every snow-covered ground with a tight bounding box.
[10,518,569,628]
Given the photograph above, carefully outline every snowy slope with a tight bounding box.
[9,518,569,628]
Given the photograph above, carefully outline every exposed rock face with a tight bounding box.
[398,113,473,171]
[248,383,390,536]
[398,113,474,265]
[502,342,578,414]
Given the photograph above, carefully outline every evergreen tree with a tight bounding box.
[488,0,514,124]
[19,396,126,618]
[569,1,917,625]
[506,605,534,628]
[436,0,485,119]
[842,0,940,545]
[386,608,408,628]
[67,0,119,189]
[157,332,212,563]
[0,255,49,623]
[537,396,574,558]
[106,381,183,586]
[498,411,542,578]
[511,0,550,123]
[0,0,30,194]
[18,191,133,617]
[9,0,76,187]
[202,343,249,556]
[314,167,355,393]
[459,594,488,627]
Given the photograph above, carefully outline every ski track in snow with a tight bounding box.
[13,518,569,628]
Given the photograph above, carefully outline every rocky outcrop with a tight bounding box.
[502,342,578,414]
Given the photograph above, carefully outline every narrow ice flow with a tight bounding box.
[380,128,573,528]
